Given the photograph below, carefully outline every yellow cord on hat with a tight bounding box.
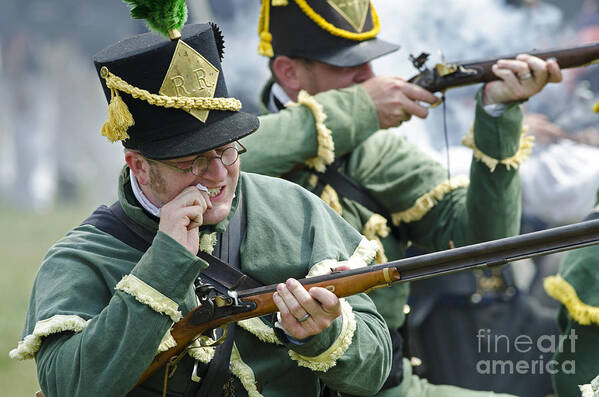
[258,0,275,57]
[99,66,242,142]
[258,0,381,58]
[294,0,380,41]
[594,99,599,113]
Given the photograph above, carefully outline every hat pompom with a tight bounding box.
[101,91,134,142]
[258,32,274,57]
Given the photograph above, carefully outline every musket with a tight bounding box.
[136,218,599,387]
[408,41,599,93]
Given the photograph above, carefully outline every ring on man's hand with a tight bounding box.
[519,72,533,81]
[297,313,311,323]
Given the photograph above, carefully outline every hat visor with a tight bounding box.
[296,38,399,67]
[139,111,260,160]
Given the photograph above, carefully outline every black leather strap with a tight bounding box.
[313,155,407,241]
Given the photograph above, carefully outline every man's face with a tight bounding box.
[293,60,375,94]
[145,143,240,225]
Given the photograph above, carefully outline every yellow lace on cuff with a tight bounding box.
[288,299,356,372]
[10,315,89,360]
[231,344,264,397]
[307,237,378,278]
[287,90,335,172]
[462,125,534,172]
[363,214,390,263]
[544,275,599,326]
[391,176,470,226]
[116,274,182,322]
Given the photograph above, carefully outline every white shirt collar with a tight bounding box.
[129,168,161,217]
[268,82,293,112]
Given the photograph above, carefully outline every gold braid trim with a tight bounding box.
[99,67,242,142]
[116,274,182,322]
[10,315,90,360]
[320,185,343,215]
[391,176,470,226]
[231,344,264,397]
[288,299,356,372]
[199,232,217,254]
[462,125,534,172]
[288,90,335,172]
[363,214,390,263]
[294,0,380,41]
[544,275,599,326]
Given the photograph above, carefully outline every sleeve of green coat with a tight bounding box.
[348,89,524,251]
[27,229,206,397]
[241,85,380,176]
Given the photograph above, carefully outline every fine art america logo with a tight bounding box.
[476,329,577,375]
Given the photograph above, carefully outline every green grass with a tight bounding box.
[0,204,96,395]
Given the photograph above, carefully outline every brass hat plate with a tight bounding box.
[327,0,370,32]
[160,40,219,122]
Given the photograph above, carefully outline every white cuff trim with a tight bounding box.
[307,237,379,278]
[288,299,356,372]
[10,315,89,360]
[116,274,182,322]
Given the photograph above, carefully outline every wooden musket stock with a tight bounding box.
[136,218,599,387]
[408,41,599,92]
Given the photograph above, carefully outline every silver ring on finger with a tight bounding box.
[519,72,533,81]
[297,313,311,323]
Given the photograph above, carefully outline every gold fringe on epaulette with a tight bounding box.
[544,275,599,326]
[320,184,343,215]
[231,344,264,397]
[199,232,217,254]
[99,67,242,142]
[363,214,390,263]
[391,176,470,226]
[462,125,534,172]
[288,90,335,172]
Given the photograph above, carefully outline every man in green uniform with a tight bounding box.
[544,196,599,397]
[242,0,563,396]
[10,23,392,396]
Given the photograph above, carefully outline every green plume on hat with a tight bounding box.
[123,0,188,38]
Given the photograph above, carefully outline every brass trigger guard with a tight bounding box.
[200,326,228,347]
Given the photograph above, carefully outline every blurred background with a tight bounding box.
[1,0,597,395]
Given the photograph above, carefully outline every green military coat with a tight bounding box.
[11,169,392,397]
[544,205,599,397]
[241,80,526,394]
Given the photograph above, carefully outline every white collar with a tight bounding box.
[129,168,161,217]
[268,82,293,112]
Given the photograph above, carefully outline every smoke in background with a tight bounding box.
[0,0,596,212]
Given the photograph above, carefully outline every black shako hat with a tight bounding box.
[258,0,399,67]
[94,23,259,160]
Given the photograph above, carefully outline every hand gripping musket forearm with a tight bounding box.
[408,41,599,92]
[136,218,599,387]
